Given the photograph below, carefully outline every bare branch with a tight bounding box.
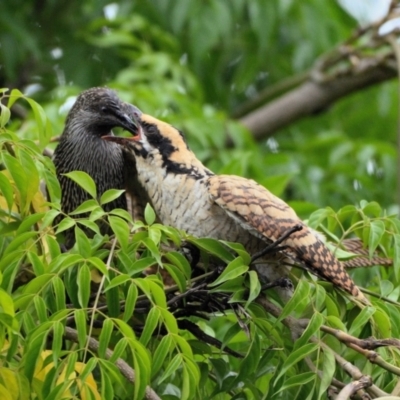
[238,10,400,140]
[336,376,372,400]
[240,64,396,141]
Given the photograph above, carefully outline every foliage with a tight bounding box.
[1,2,400,399]
[1,0,398,212]
[0,91,400,399]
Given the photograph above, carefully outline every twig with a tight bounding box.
[256,297,389,397]
[260,277,293,292]
[250,224,303,263]
[321,325,400,350]
[178,320,243,358]
[336,376,372,400]
[84,237,117,362]
[347,343,400,376]
[63,327,161,400]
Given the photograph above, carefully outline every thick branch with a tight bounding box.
[240,65,396,140]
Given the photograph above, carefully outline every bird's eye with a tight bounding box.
[101,106,110,113]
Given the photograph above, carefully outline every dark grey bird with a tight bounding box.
[53,87,145,248]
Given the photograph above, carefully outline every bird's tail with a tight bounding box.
[286,227,370,305]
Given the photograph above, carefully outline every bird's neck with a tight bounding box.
[136,144,212,182]
[134,147,213,222]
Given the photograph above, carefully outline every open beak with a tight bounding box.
[102,122,143,144]
[116,111,139,136]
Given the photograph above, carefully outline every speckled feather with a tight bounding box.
[108,113,369,304]
[207,175,366,302]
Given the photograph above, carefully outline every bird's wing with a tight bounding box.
[207,175,368,304]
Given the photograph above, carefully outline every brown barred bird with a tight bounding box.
[103,113,369,304]
[53,88,147,248]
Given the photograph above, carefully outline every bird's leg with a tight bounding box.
[250,224,303,263]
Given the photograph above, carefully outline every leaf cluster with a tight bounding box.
[1,92,400,399]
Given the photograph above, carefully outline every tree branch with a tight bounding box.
[238,9,400,140]
[240,64,396,140]
[63,326,161,400]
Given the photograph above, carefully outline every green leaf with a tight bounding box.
[0,173,14,210]
[148,226,161,245]
[113,318,136,340]
[144,203,156,225]
[246,270,261,307]
[362,201,382,217]
[24,331,47,381]
[349,306,375,337]
[34,295,48,323]
[25,97,52,146]
[393,234,400,280]
[141,237,162,264]
[164,251,192,279]
[318,349,335,398]
[109,215,129,251]
[69,199,99,215]
[163,263,186,292]
[209,257,248,287]
[127,257,157,276]
[123,284,138,322]
[78,219,101,235]
[221,241,251,265]
[159,308,179,334]
[158,354,182,384]
[368,220,385,258]
[373,308,391,337]
[79,357,97,382]
[0,103,11,127]
[279,280,310,322]
[22,274,53,295]
[109,338,128,364]
[55,217,76,234]
[276,372,315,394]
[294,312,324,351]
[100,189,125,206]
[99,319,114,358]
[188,237,234,263]
[149,280,167,308]
[152,335,173,377]
[275,343,319,382]
[140,307,161,346]
[19,148,39,210]
[75,227,92,258]
[52,321,64,365]
[63,171,97,199]
[52,277,66,311]
[87,257,108,276]
[4,231,37,256]
[2,153,27,212]
[106,274,131,291]
[77,264,91,308]
[74,309,87,348]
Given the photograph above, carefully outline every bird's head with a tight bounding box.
[64,87,139,137]
[102,112,191,162]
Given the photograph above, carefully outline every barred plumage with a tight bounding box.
[103,113,370,304]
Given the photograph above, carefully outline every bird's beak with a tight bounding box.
[102,123,143,144]
[117,112,139,136]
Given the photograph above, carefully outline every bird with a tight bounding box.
[102,113,369,305]
[53,87,147,248]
